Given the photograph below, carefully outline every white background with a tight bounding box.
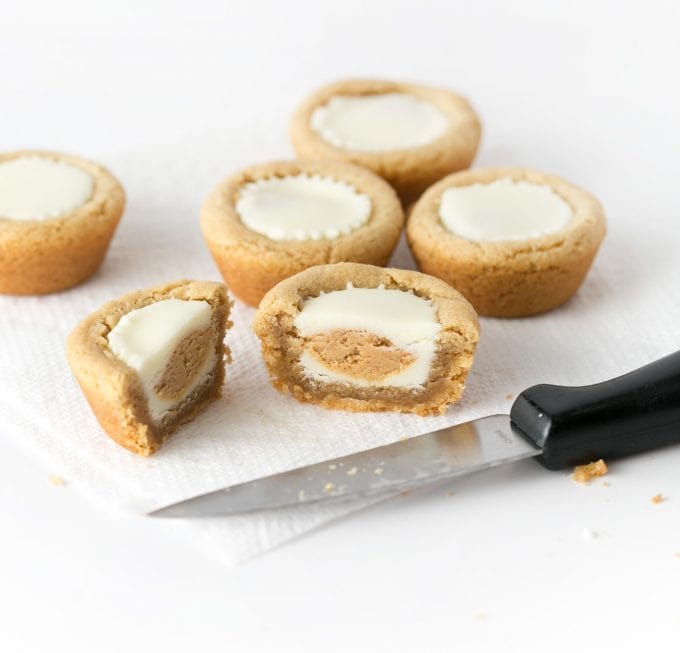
[2,1,680,651]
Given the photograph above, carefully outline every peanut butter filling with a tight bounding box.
[304,329,416,381]
[155,327,213,400]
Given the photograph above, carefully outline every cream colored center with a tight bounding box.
[236,175,371,241]
[294,283,440,388]
[310,93,449,151]
[0,155,94,220]
[107,299,214,422]
[439,179,573,242]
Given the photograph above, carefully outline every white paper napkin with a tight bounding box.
[1,147,678,566]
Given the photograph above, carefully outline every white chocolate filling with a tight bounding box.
[310,93,449,152]
[236,174,371,241]
[294,283,441,388]
[439,179,573,242]
[107,299,214,422]
[0,155,94,220]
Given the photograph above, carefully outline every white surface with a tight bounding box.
[0,155,93,220]
[439,179,573,241]
[295,283,440,387]
[107,298,213,422]
[311,92,449,150]
[236,174,371,240]
[1,1,680,652]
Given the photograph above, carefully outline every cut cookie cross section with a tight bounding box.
[254,263,479,416]
[295,283,440,388]
[67,280,232,455]
[107,299,215,422]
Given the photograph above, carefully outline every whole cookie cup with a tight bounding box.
[254,262,479,416]
[407,167,606,317]
[201,159,404,306]
[290,79,481,204]
[0,150,125,295]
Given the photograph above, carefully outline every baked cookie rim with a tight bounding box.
[200,158,404,255]
[290,78,482,161]
[256,262,480,337]
[0,149,125,234]
[407,166,607,264]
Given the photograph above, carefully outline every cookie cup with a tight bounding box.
[67,280,232,456]
[254,262,479,416]
[407,167,606,317]
[0,150,125,295]
[201,159,404,307]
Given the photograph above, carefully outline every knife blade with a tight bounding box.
[150,349,680,518]
[149,415,538,517]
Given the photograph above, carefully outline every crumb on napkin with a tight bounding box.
[48,474,66,487]
[572,459,608,484]
[651,493,665,504]
[581,527,597,540]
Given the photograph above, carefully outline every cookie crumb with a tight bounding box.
[323,482,335,493]
[505,394,513,401]
[581,528,597,541]
[602,481,610,487]
[400,489,411,497]
[572,459,608,484]
[651,493,664,504]
[374,467,383,475]
[447,490,455,497]
[48,474,66,487]
[347,467,358,476]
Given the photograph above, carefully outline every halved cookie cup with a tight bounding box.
[67,280,232,455]
[254,262,479,416]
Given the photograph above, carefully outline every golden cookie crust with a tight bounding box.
[290,79,482,204]
[406,167,607,317]
[0,150,125,295]
[201,159,404,307]
[67,280,232,456]
[253,262,480,416]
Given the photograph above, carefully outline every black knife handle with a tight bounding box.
[510,350,680,470]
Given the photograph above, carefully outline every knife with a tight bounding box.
[150,350,680,518]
